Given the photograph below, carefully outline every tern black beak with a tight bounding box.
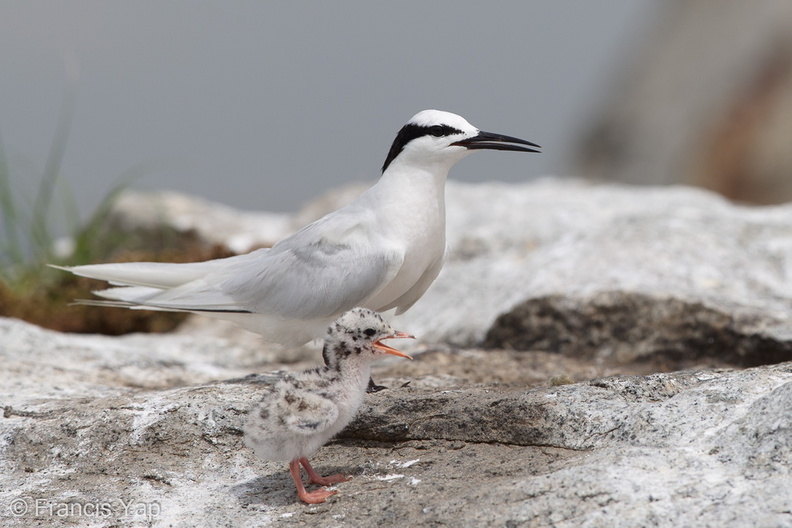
[373,331,415,359]
[452,130,541,153]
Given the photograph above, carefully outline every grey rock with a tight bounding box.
[6,180,792,527]
[484,291,792,366]
[1,317,790,527]
[395,179,792,354]
[108,189,294,253]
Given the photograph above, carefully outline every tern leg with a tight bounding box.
[299,457,350,486]
[289,459,337,504]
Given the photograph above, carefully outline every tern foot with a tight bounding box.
[299,457,351,486]
[297,487,338,504]
[310,473,350,486]
[367,378,388,393]
[290,459,341,505]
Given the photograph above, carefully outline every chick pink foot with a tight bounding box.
[290,459,340,504]
[297,487,338,504]
[300,457,351,486]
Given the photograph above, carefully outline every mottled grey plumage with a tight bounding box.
[243,308,413,504]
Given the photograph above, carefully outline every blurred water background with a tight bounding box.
[5,0,792,255]
[0,1,653,225]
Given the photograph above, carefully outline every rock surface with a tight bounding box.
[410,179,792,351]
[3,179,792,527]
[2,315,790,527]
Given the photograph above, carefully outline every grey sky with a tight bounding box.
[0,1,654,222]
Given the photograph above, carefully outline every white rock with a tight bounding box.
[3,179,792,527]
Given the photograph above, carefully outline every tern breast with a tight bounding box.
[361,169,447,312]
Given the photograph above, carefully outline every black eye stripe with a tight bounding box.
[429,124,458,137]
[381,123,464,173]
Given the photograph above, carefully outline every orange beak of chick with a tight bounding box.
[373,331,415,359]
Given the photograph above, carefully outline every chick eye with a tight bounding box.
[364,328,376,337]
[428,125,445,137]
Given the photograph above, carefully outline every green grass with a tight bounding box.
[0,83,80,290]
[0,86,176,292]
[0,93,234,334]
[0,130,24,269]
[0,136,234,333]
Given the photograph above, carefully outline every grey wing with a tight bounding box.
[216,215,405,319]
[89,211,405,321]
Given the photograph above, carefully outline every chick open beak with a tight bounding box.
[373,331,415,359]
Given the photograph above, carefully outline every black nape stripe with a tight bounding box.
[381,123,463,173]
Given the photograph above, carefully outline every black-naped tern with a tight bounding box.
[55,110,540,348]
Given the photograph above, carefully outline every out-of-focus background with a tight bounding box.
[573,0,792,205]
[6,0,792,333]
[1,0,655,220]
[5,1,792,224]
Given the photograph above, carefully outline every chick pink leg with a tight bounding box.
[300,457,350,486]
[289,459,337,504]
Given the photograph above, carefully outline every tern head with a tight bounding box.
[324,308,413,369]
[381,109,540,173]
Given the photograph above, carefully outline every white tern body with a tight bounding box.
[57,110,539,345]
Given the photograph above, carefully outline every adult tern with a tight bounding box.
[56,110,540,348]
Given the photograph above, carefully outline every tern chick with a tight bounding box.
[243,308,413,504]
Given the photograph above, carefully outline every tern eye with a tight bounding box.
[428,125,445,137]
[364,328,376,337]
